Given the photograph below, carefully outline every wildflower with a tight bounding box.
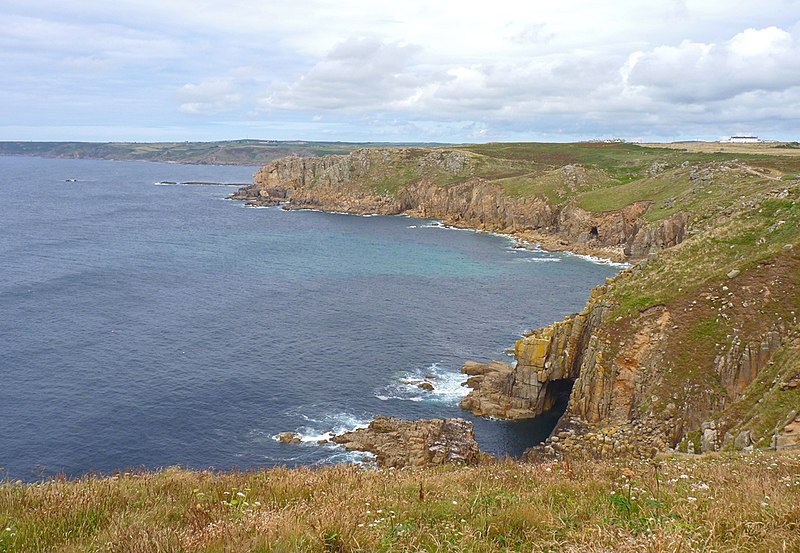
[236,491,246,497]
[452,500,458,505]
[687,497,697,503]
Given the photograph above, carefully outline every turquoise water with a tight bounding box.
[0,156,620,480]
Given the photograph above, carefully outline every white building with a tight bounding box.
[728,136,761,143]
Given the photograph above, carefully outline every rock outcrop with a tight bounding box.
[460,291,609,419]
[715,329,783,398]
[331,417,481,468]
[276,432,302,444]
[777,413,800,449]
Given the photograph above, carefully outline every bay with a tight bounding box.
[0,156,620,480]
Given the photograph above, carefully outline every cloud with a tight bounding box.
[626,26,800,102]
[260,37,422,111]
[179,80,242,115]
[3,1,800,141]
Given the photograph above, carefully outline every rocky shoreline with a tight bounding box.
[229,149,692,265]
[238,148,800,466]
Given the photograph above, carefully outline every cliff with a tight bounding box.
[479,191,800,460]
[231,146,702,262]
[233,143,800,460]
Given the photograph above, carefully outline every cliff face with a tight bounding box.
[519,235,799,460]
[399,178,558,234]
[233,146,800,461]
[231,149,691,262]
[459,289,609,419]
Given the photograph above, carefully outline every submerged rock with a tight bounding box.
[332,417,481,468]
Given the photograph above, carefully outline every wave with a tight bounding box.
[375,362,468,405]
[314,449,377,466]
[516,257,562,263]
[272,411,371,445]
[564,251,630,268]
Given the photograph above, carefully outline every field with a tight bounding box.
[1,451,798,552]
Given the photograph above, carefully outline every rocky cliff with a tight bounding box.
[479,206,800,461]
[231,148,693,262]
[234,144,800,462]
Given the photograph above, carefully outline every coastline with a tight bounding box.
[240,200,631,266]
[229,193,628,461]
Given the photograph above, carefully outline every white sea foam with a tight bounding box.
[376,362,469,405]
[273,411,372,446]
[315,449,377,466]
[517,257,562,263]
[564,251,631,268]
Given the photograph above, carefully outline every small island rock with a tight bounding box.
[332,416,481,468]
[276,432,302,444]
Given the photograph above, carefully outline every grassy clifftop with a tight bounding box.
[2,452,798,552]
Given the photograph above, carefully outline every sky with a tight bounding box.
[2,0,800,143]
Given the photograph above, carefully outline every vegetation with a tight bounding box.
[1,452,798,552]
[5,140,800,550]
[0,140,446,166]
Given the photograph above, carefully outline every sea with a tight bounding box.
[0,156,621,481]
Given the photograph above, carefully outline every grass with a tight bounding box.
[1,452,798,552]
[606,195,800,319]
[290,142,800,222]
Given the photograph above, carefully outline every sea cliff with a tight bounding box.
[232,143,800,461]
[231,147,693,262]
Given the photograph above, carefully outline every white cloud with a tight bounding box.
[2,1,800,141]
[179,80,243,115]
[627,26,800,102]
[260,38,422,111]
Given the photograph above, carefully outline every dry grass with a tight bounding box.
[2,452,799,552]
[639,142,800,157]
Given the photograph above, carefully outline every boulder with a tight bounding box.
[701,421,718,453]
[734,430,753,450]
[777,414,800,450]
[276,432,302,444]
[332,417,481,468]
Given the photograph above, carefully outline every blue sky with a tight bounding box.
[2,0,800,143]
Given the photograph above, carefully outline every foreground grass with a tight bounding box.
[2,452,799,552]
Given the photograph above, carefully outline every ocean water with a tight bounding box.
[0,156,620,480]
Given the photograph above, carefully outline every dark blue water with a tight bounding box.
[0,156,620,480]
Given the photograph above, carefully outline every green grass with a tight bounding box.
[2,453,799,552]
[606,195,800,319]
